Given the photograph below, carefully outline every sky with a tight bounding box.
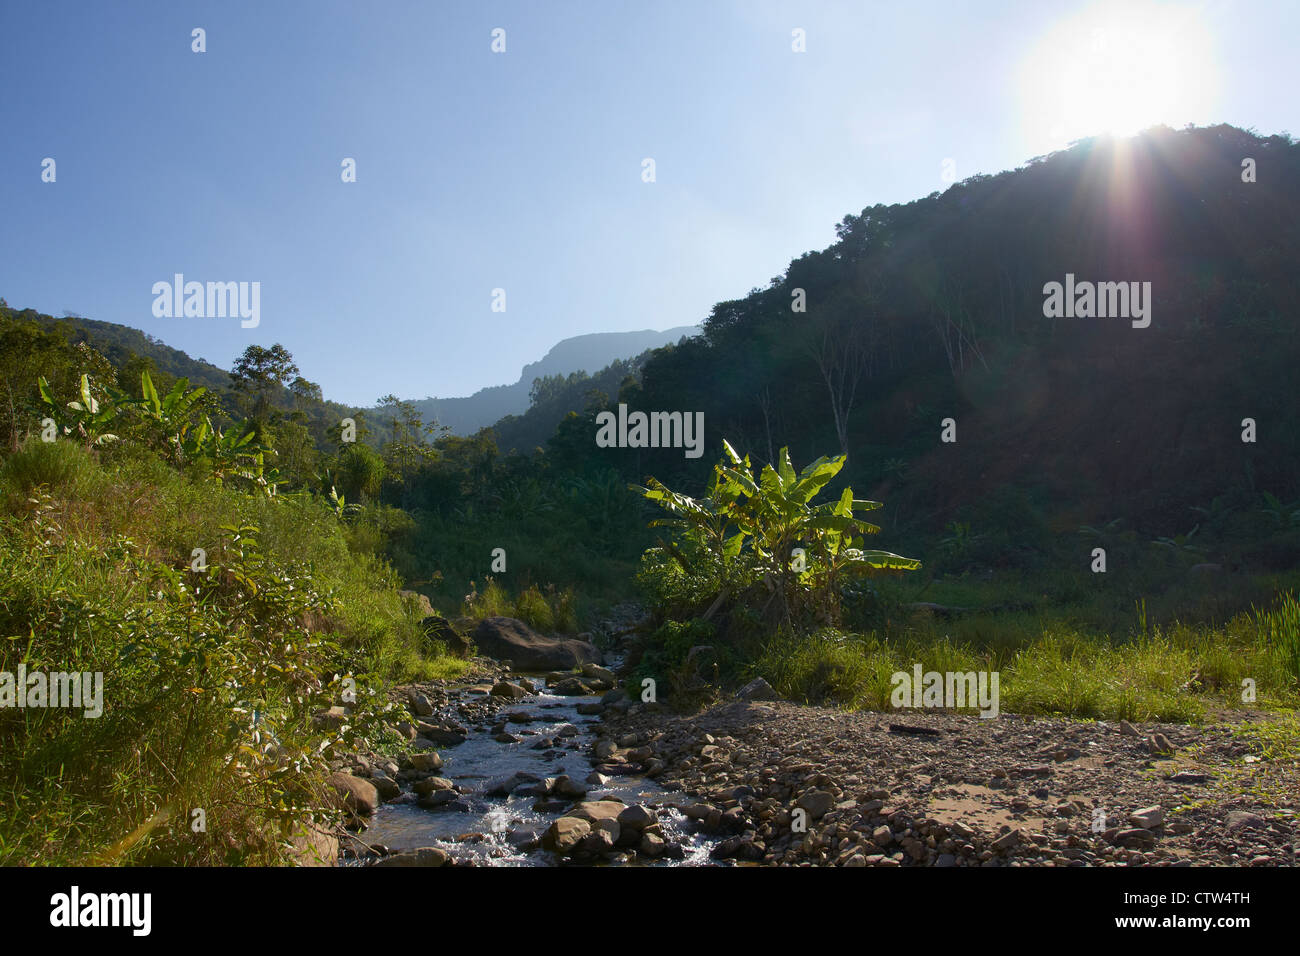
[1,0,1296,406]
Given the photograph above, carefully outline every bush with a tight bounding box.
[0,438,99,498]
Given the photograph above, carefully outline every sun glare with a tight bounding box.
[1019,1,1220,148]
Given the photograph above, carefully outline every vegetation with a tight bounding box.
[3,124,1300,863]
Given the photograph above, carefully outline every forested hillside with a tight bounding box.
[5,124,1300,867]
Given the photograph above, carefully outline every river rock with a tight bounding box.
[552,676,591,696]
[473,617,600,671]
[581,663,617,683]
[542,816,591,854]
[410,752,443,772]
[326,772,379,815]
[491,680,528,699]
[372,846,450,867]
[565,800,625,826]
[617,805,657,830]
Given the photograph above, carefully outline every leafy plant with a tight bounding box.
[633,440,919,631]
[37,373,119,450]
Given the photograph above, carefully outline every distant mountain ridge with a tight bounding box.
[386,326,699,435]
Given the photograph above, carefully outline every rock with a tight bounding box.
[420,614,472,658]
[581,663,617,683]
[576,702,604,715]
[507,828,543,850]
[1148,733,1175,756]
[1225,811,1265,830]
[412,776,456,796]
[552,775,589,799]
[1129,806,1165,829]
[796,789,836,820]
[639,831,666,857]
[288,824,338,866]
[370,774,401,801]
[490,680,528,699]
[1188,563,1223,577]
[736,677,780,701]
[990,830,1021,852]
[372,846,450,867]
[398,590,435,617]
[565,800,625,826]
[552,677,591,696]
[410,752,443,772]
[472,617,600,671]
[542,817,591,854]
[1119,719,1140,736]
[1116,828,1157,848]
[601,688,629,705]
[326,772,379,815]
[420,726,468,746]
[312,706,348,732]
[617,805,657,830]
[407,690,434,717]
[1168,771,1211,784]
[484,772,539,797]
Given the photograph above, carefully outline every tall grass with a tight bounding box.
[0,439,468,866]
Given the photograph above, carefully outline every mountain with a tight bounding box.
[16,312,233,392]
[553,125,1300,567]
[384,326,699,435]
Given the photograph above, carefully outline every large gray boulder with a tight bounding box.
[472,617,600,671]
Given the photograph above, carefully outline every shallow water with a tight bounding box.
[354,674,718,866]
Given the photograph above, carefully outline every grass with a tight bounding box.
[749,589,1300,722]
[462,577,579,634]
[0,438,468,866]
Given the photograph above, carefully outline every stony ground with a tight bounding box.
[593,698,1298,866]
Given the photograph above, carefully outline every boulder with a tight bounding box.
[372,846,450,867]
[410,751,443,772]
[325,772,379,815]
[473,617,600,671]
[398,590,436,617]
[552,677,592,696]
[490,680,528,699]
[542,816,591,854]
[288,824,338,866]
[736,677,781,701]
[565,800,626,826]
[420,614,472,659]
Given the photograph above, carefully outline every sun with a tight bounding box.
[1019,0,1220,147]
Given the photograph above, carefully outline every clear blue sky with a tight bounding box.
[2,0,1295,406]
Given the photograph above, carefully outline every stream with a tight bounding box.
[350,668,723,866]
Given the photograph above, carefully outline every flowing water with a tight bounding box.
[353,671,721,866]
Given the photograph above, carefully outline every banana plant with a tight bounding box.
[327,485,362,521]
[37,374,119,450]
[137,370,210,463]
[634,439,919,627]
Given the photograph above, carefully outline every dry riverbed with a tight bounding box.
[594,696,1298,866]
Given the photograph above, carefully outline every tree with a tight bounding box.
[230,344,299,425]
[288,376,323,409]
